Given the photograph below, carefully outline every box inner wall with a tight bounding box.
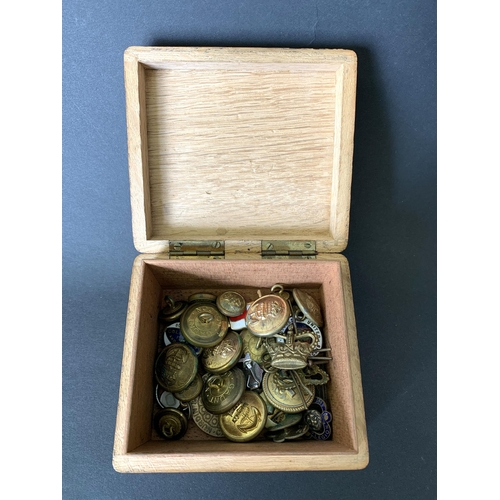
[144,65,337,241]
[128,260,357,453]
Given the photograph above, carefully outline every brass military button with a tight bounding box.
[174,372,203,402]
[216,291,246,317]
[188,293,217,303]
[246,293,289,337]
[153,408,188,440]
[240,328,266,364]
[155,343,198,393]
[201,330,243,374]
[160,296,188,322]
[202,367,245,415]
[189,374,225,437]
[262,371,315,413]
[180,302,229,348]
[292,288,323,328]
[219,390,267,442]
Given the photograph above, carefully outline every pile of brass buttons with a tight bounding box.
[152,288,333,443]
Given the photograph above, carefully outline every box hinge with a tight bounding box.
[169,241,225,259]
[261,241,317,259]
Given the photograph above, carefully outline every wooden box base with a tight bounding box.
[113,255,368,472]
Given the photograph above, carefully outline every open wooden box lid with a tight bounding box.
[124,46,357,256]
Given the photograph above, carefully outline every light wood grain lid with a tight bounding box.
[124,47,357,253]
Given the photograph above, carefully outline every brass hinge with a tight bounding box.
[261,241,317,259]
[169,240,225,259]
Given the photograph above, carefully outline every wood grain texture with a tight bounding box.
[113,255,368,472]
[124,47,357,253]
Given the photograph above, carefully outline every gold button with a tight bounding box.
[180,302,229,348]
[216,291,246,317]
[219,391,267,442]
[201,330,243,374]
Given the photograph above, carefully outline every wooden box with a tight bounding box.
[113,46,368,473]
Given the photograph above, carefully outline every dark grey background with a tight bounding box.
[63,1,436,498]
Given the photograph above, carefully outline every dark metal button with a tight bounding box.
[201,367,245,415]
[174,372,203,402]
[155,343,198,393]
[159,296,188,322]
[153,408,188,440]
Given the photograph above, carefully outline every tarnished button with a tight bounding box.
[153,408,188,440]
[219,390,267,442]
[201,330,242,374]
[188,293,217,303]
[246,293,289,337]
[202,367,245,415]
[155,343,198,393]
[180,302,229,348]
[292,289,323,328]
[160,296,188,322]
[216,291,246,317]
[262,371,315,413]
[174,372,203,402]
[240,328,266,364]
[190,374,225,438]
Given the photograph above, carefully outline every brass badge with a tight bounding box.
[216,291,246,317]
[153,408,189,440]
[292,289,323,328]
[265,332,316,370]
[180,302,229,348]
[202,368,245,415]
[262,371,315,413]
[201,330,243,374]
[174,372,203,402]
[155,343,198,393]
[219,391,267,442]
[246,294,289,337]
